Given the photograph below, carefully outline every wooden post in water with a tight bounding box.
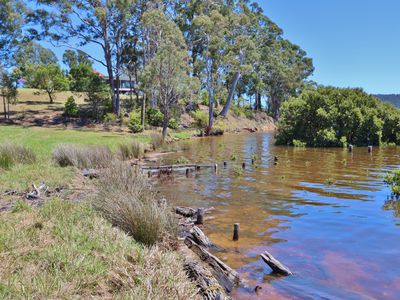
[233,223,240,241]
[196,165,201,171]
[242,162,246,169]
[368,145,373,153]
[195,208,204,225]
[223,161,227,168]
[349,144,354,152]
[251,158,255,165]
[214,163,218,173]
[186,168,190,177]
[148,171,151,178]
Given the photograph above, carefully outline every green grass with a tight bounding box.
[0,125,150,190]
[0,198,196,299]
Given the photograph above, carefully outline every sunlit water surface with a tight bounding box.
[155,132,400,299]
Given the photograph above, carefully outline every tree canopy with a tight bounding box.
[276,86,400,147]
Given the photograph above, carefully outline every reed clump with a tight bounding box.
[118,140,145,160]
[0,143,36,170]
[52,144,112,169]
[93,162,177,246]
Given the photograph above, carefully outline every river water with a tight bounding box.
[156,132,400,299]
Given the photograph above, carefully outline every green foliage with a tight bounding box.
[103,112,117,124]
[84,73,110,120]
[146,108,164,127]
[63,96,79,117]
[118,141,144,160]
[276,86,400,147]
[293,139,306,148]
[232,165,243,176]
[384,170,400,199]
[69,63,93,92]
[175,157,190,164]
[25,63,69,103]
[168,118,178,129]
[191,110,208,128]
[129,111,143,133]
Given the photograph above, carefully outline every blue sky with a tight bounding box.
[45,0,400,94]
[259,0,400,94]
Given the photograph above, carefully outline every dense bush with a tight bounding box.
[128,111,143,133]
[146,108,164,127]
[64,96,79,117]
[276,86,400,147]
[52,144,113,169]
[93,162,177,246]
[384,170,400,199]
[191,109,208,128]
[168,118,178,129]
[0,143,36,170]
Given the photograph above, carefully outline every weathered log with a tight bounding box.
[176,206,197,217]
[232,223,239,241]
[191,226,214,248]
[184,261,231,300]
[141,164,216,170]
[260,251,292,276]
[185,237,240,293]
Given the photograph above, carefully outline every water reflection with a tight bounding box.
[156,132,400,299]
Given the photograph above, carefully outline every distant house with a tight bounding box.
[93,71,135,95]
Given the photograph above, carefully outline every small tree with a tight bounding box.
[25,64,69,103]
[64,96,79,117]
[0,68,18,119]
[85,74,111,120]
[141,9,193,138]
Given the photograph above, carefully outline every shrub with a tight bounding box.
[64,96,79,117]
[93,162,177,246]
[118,141,144,160]
[168,118,178,129]
[0,143,36,170]
[103,112,117,124]
[384,170,400,199]
[146,108,164,127]
[52,144,113,169]
[293,139,306,148]
[191,110,208,128]
[150,133,164,150]
[129,111,143,133]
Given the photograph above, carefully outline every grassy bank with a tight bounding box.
[0,125,150,191]
[0,198,195,299]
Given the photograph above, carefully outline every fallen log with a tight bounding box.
[185,236,239,293]
[176,206,197,217]
[191,226,214,248]
[141,164,216,170]
[260,251,292,276]
[184,261,231,300]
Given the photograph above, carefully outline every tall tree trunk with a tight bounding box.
[2,93,7,119]
[220,72,240,117]
[7,97,10,119]
[104,47,117,115]
[255,92,262,111]
[208,88,214,129]
[141,94,146,127]
[129,74,134,109]
[115,73,121,116]
[162,109,169,139]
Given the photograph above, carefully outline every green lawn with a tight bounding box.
[0,125,149,190]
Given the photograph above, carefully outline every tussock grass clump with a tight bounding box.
[93,162,177,246]
[0,143,36,170]
[118,140,144,160]
[0,198,196,299]
[150,133,164,150]
[52,144,113,169]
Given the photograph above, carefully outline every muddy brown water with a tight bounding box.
[155,132,400,300]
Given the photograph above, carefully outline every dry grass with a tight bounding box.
[93,162,177,246]
[52,144,113,169]
[0,143,36,170]
[0,198,196,299]
[118,140,145,160]
[150,133,164,150]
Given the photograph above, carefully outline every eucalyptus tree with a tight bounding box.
[220,2,259,117]
[194,8,228,128]
[62,50,93,69]
[140,8,194,138]
[36,0,139,116]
